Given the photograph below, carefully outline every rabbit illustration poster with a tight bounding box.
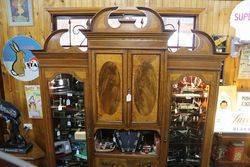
[2,35,41,81]
[24,85,43,119]
[6,0,33,26]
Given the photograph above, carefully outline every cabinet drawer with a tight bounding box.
[127,159,156,167]
[95,157,157,167]
[96,157,127,167]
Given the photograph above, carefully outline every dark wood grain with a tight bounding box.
[98,61,121,115]
[134,62,157,116]
[130,52,161,125]
[94,52,124,125]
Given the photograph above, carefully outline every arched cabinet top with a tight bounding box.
[42,29,83,53]
[83,7,174,49]
[167,30,226,71]
[90,6,165,33]
[31,6,225,70]
[32,29,88,68]
[171,30,217,55]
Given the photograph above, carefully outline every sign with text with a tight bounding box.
[230,0,250,41]
[214,87,250,133]
[237,92,250,112]
[215,112,250,133]
[2,36,41,81]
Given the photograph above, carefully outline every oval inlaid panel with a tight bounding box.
[134,62,157,116]
[98,61,121,115]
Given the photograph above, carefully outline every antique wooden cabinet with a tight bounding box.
[83,7,225,167]
[33,30,90,167]
[33,7,225,167]
[83,6,173,167]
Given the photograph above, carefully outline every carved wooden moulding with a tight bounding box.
[98,61,121,115]
[134,62,157,116]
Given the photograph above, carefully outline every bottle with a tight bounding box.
[58,98,63,111]
[76,148,80,155]
[55,124,61,140]
[66,96,71,106]
[75,103,78,110]
[67,115,72,128]
[62,99,66,106]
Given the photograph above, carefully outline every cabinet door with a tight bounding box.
[42,68,89,167]
[166,72,217,167]
[93,51,127,126]
[129,51,162,125]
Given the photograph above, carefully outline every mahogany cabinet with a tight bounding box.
[83,7,172,167]
[33,7,225,167]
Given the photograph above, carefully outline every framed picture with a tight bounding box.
[6,0,33,26]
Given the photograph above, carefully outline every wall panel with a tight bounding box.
[0,0,244,158]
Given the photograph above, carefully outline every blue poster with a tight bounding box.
[2,36,41,81]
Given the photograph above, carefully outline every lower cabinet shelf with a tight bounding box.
[94,129,160,166]
[211,133,250,167]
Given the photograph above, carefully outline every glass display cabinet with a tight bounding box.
[167,76,209,166]
[33,29,90,167]
[163,45,226,167]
